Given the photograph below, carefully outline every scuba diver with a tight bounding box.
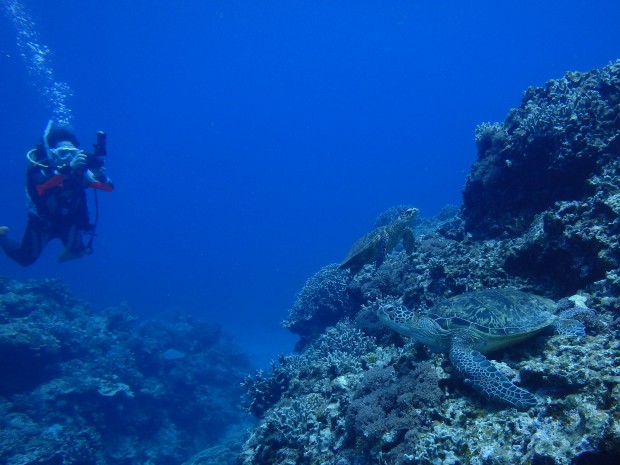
[0,122,114,265]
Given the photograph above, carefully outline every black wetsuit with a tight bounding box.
[1,149,112,266]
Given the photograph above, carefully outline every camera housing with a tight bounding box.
[86,131,107,169]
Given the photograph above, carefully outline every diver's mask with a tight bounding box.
[50,146,79,161]
[49,146,80,164]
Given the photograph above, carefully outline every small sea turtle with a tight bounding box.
[340,208,417,274]
[378,289,589,409]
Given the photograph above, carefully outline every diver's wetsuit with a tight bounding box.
[0,148,112,265]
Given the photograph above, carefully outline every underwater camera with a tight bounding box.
[86,131,107,169]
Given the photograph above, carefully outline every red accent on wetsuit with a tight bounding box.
[87,181,114,192]
[37,177,114,196]
[36,175,66,196]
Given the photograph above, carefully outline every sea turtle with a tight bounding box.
[340,208,418,274]
[378,288,590,409]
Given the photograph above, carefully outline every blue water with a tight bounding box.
[1,0,619,367]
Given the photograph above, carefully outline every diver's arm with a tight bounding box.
[85,168,114,191]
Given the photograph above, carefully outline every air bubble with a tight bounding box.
[3,0,74,127]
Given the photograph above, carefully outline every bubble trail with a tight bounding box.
[2,0,74,128]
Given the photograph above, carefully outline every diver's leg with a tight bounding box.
[57,223,85,263]
[0,220,48,266]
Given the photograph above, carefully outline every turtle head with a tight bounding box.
[377,299,419,334]
[399,208,418,223]
[378,298,445,346]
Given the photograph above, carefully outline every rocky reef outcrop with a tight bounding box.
[463,62,620,293]
[240,61,620,464]
[0,277,251,465]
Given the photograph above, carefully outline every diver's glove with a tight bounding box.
[90,167,110,183]
[70,151,88,170]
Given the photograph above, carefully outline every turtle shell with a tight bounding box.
[340,208,417,272]
[340,230,385,270]
[425,289,557,338]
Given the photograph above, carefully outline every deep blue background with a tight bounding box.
[1,0,619,366]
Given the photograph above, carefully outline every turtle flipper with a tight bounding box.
[374,231,390,267]
[553,307,595,336]
[401,227,415,255]
[449,337,537,409]
[553,318,585,336]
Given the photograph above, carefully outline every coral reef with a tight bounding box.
[283,264,354,348]
[464,62,620,240]
[0,277,252,465]
[6,60,620,465]
[240,61,620,464]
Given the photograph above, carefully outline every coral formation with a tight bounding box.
[283,264,354,347]
[0,277,251,465]
[240,61,620,464]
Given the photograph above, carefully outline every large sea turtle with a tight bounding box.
[340,208,418,274]
[378,288,590,409]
